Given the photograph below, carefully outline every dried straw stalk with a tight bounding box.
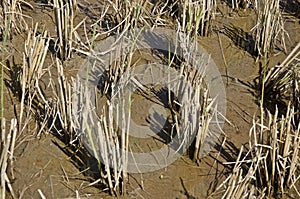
[0,0,31,38]
[263,42,300,121]
[0,118,17,199]
[53,0,77,60]
[212,145,265,199]
[213,105,300,198]
[72,76,129,196]
[252,0,286,58]
[251,106,300,197]
[20,24,49,134]
[179,0,216,37]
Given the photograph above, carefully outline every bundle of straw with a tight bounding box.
[251,107,300,197]
[252,0,286,58]
[0,118,17,199]
[211,145,265,199]
[53,0,77,60]
[179,0,216,37]
[0,0,31,39]
[19,24,50,135]
[72,76,129,196]
[263,42,300,120]
[213,106,300,198]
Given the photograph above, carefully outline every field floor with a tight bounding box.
[2,0,300,198]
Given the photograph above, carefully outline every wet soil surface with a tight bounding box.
[3,0,300,198]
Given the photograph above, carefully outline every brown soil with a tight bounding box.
[2,0,300,199]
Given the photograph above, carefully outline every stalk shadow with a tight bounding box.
[219,24,257,57]
[280,0,300,19]
[178,177,196,199]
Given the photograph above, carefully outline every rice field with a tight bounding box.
[0,0,300,198]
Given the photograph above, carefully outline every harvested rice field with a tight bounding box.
[1,0,300,198]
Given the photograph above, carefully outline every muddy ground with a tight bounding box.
[2,0,300,198]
